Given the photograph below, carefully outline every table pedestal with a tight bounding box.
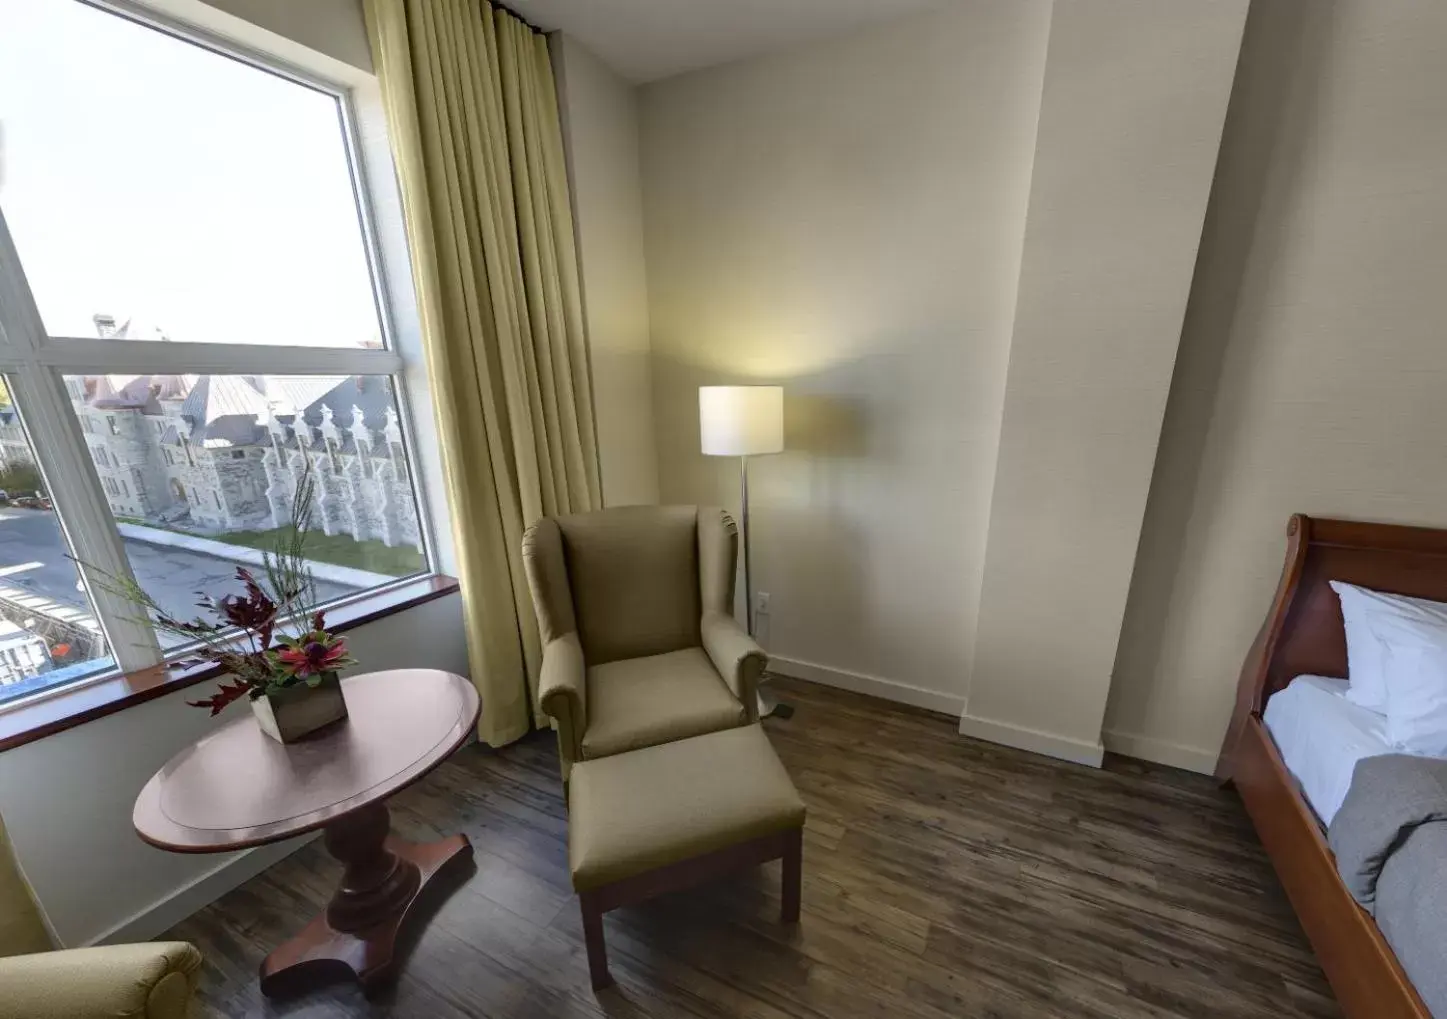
[259,802,472,997]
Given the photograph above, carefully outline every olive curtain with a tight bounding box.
[364,0,601,746]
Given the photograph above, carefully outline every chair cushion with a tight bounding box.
[569,724,806,891]
[558,505,701,664]
[582,647,746,759]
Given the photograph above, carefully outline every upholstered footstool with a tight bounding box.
[568,723,806,990]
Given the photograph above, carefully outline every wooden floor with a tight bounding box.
[168,677,1340,1018]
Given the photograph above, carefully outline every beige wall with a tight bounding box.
[201,0,371,70]
[553,34,660,507]
[964,0,1248,764]
[1106,0,1447,772]
[135,0,373,79]
[640,2,1052,712]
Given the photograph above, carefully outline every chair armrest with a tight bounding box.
[0,941,202,1019]
[538,632,587,778]
[702,611,767,724]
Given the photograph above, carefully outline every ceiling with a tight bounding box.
[512,0,945,83]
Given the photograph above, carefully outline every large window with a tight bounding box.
[0,1,433,706]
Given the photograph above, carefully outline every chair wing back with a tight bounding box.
[522,516,577,646]
[0,812,52,957]
[697,507,739,616]
[555,505,702,664]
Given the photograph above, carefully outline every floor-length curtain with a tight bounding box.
[364,0,601,746]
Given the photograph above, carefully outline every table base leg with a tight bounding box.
[259,811,472,998]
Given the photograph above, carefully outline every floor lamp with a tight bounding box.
[699,385,785,717]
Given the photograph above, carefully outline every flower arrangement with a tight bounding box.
[89,472,355,721]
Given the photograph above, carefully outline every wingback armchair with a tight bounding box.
[522,504,767,783]
[0,812,203,1019]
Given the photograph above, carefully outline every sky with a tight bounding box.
[0,0,382,348]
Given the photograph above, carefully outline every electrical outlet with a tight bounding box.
[754,602,771,648]
[755,591,771,615]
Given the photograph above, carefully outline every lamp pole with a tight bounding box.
[741,453,754,636]
[739,452,784,716]
[697,384,787,718]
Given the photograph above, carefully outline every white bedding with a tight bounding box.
[1263,675,1393,826]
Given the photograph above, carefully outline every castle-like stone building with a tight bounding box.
[0,320,422,553]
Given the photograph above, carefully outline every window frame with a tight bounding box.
[0,0,447,707]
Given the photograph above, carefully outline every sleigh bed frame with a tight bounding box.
[1216,514,1438,1019]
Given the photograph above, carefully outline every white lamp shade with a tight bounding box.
[699,386,784,456]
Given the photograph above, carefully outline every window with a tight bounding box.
[0,1,434,707]
[0,409,110,691]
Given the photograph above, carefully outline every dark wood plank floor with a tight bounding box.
[167,677,1340,1018]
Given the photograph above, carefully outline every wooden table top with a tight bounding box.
[134,669,479,854]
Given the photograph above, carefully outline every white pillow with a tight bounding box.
[1330,582,1447,712]
[1329,581,1447,755]
[1372,612,1447,756]
[1331,581,1392,711]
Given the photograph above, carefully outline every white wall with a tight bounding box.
[963,0,1248,765]
[0,593,469,947]
[159,0,374,73]
[552,34,660,507]
[640,1,1053,712]
[1106,0,1447,772]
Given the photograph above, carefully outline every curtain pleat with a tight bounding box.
[364,0,601,746]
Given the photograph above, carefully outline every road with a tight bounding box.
[0,507,360,628]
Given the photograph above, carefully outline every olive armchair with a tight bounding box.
[0,812,203,1019]
[522,505,766,784]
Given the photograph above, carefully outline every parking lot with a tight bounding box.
[0,507,359,626]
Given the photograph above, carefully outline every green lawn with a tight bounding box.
[214,526,425,577]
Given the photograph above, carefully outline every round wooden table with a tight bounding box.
[133,669,480,997]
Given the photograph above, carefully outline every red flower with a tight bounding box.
[187,678,251,716]
[277,635,351,679]
[216,591,276,631]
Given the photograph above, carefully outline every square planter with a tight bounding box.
[252,672,348,744]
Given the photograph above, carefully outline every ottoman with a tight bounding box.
[568,723,807,990]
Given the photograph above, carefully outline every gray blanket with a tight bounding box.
[1329,754,1447,1017]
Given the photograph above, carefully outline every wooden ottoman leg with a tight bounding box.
[781,826,802,923]
[580,893,612,991]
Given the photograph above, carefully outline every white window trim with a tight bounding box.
[0,0,456,692]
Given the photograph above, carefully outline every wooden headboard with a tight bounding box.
[1216,514,1447,779]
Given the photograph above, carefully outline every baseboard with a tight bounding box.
[957,712,1105,768]
[89,833,318,946]
[767,656,966,717]
[1101,729,1217,776]
[766,656,1207,775]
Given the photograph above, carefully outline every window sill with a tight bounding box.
[0,574,460,753]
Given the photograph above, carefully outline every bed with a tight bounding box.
[1216,513,1442,1019]
[1261,674,1395,826]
